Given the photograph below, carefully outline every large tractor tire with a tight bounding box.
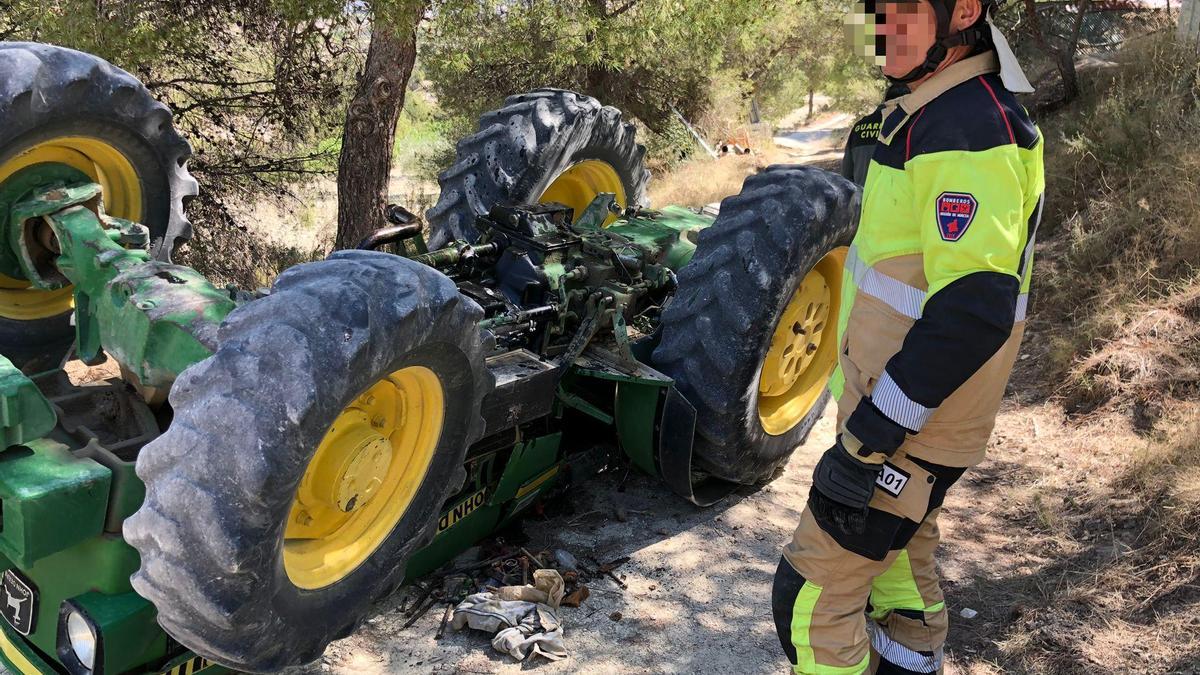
[426,88,649,249]
[653,166,860,485]
[124,251,492,672]
[0,42,196,372]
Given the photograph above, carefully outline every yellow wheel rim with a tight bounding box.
[538,160,626,227]
[284,366,444,590]
[758,248,847,436]
[0,136,142,320]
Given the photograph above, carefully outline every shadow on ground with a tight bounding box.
[292,402,840,674]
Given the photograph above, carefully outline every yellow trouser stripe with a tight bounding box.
[791,582,870,675]
[869,550,939,620]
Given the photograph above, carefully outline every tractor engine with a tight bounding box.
[418,199,676,361]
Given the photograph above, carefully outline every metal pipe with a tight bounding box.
[356,223,423,251]
[480,304,558,330]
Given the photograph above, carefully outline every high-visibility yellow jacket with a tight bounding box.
[830,52,1045,468]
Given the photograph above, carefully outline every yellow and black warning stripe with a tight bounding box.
[162,655,216,675]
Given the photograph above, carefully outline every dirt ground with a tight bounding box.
[288,396,1113,675]
[297,402,840,675]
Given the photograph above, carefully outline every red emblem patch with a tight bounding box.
[935,192,978,242]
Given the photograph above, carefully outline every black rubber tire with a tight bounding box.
[124,251,492,672]
[652,166,861,485]
[426,88,650,249]
[0,42,197,370]
[0,314,72,373]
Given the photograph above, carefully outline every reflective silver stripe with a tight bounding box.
[847,246,926,320]
[872,371,934,432]
[868,622,943,673]
[849,246,1030,323]
[860,268,925,320]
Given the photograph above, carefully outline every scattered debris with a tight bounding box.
[562,586,590,608]
[554,548,580,572]
[451,569,569,661]
[590,555,631,590]
[399,534,644,663]
[718,129,754,156]
[435,603,454,640]
[960,608,979,619]
[520,546,547,569]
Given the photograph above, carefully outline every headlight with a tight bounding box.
[57,601,102,675]
[65,609,96,671]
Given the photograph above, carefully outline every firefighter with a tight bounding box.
[773,0,1044,673]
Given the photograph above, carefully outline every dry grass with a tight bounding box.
[1040,406,1200,672]
[945,402,1200,673]
[178,175,439,290]
[1065,283,1200,418]
[942,34,1200,674]
[177,194,326,291]
[646,153,772,209]
[1032,36,1200,400]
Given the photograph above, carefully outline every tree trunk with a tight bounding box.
[1181,0,1200,41]
[1021,0,1087,105]
[1058,0,1090,101]
[806,88,815,123]
[334,10,422,251]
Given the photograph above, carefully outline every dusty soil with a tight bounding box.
[292,394,1165,675]
[298,402,839,675]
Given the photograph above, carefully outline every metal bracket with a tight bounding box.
[657,387,738,507]
[575,192,619,231]
[8,183,236,402]
[0,354,56,447]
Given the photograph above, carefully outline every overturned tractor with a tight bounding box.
[0,43,857,674]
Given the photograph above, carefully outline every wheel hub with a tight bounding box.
[283,366,444,590]
[757,248,848,437]
[760,275,830,397]
[304,418,395,514]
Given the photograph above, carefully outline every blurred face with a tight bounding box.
[877,1,938,78]
[845,0,983,82]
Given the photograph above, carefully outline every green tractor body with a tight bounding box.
[0,184,723,675]
[0,42,857,675]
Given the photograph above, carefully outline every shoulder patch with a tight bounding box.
[935,192,978,242]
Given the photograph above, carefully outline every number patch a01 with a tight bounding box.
[875,463,910,498]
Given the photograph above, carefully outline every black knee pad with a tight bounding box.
[772,556,807,666]
[808,493,905,561]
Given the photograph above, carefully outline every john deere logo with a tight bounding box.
[1,570,36,636]
[438,490,486,533]
[935,192,978,242]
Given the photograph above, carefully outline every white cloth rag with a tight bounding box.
[450,569,569,661]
